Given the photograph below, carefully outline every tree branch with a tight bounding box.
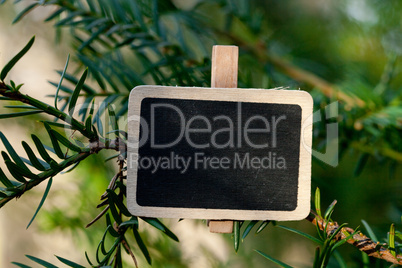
[89,137,126,154]
[0,136,126,208]
[0,151,91,208]
[0,83,96,140]
[215,31,364,107]
[306,212,402,265]
[0,80,128,208]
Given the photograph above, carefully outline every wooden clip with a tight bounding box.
[208,45,238,234]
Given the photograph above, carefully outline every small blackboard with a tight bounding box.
[127,86,313,221]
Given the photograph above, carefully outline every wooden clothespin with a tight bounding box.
[208,45,239,234]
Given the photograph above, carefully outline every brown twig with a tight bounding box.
[306,212,402,265]
[100,172,120,200]
[86,205,110,228]
[87,156,125,227]
[215,30,364,107]
[89,137,126,154]
[121,237,139,268]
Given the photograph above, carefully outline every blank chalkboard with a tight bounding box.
[127,86,313,221]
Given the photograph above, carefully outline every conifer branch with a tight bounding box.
[215,30,364,107]
[306,212,402,265]
[0,151,90,208]
[0,82,95,139]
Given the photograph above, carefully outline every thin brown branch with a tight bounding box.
[100,172,120,200]
[86,205,110,228]
[121,237,139,268]
[350,142,402,162]
[89,158,125,226]
[306,212,402,265]
[97,199,109,208]
[215,30,364,107]
[89,137,126,154]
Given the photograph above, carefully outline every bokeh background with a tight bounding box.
[0,0,401,267]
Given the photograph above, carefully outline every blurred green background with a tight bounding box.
[0,0,401,267]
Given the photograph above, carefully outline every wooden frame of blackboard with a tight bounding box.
[127,85,313,221]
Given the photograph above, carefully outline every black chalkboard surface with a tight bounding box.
[127,86,313,221]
